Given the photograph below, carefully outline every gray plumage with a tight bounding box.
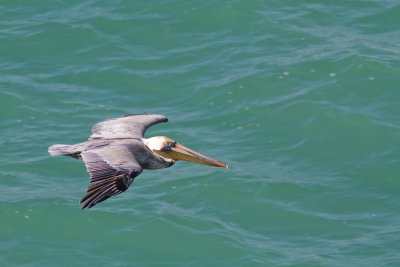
[90,114,167,139]
[48,114,171,209]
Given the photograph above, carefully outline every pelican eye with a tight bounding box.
[167,141,176,148]
[162,141,176,151]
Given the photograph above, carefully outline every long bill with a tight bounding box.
[157,143,228,169]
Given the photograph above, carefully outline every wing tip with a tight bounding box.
[122,113,168,122]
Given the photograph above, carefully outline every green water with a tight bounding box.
[1,1,400,266]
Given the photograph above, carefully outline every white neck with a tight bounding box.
[143,136,167,151]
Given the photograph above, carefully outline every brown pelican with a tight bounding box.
[48,114,227,209]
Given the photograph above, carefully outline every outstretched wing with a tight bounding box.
[80,145,143,209]
[90,114,168,139]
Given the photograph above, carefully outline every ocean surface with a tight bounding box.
[1,1,399,266]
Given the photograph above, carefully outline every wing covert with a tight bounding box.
[90,114,168,140]
[80,145,143,209]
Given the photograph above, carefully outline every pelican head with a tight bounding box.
[144,136,227,168]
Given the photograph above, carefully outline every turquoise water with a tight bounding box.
[1,1,400,266]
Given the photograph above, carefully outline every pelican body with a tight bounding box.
[48,114,227,209]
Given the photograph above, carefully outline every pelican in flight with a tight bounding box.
[48,114,227,209]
